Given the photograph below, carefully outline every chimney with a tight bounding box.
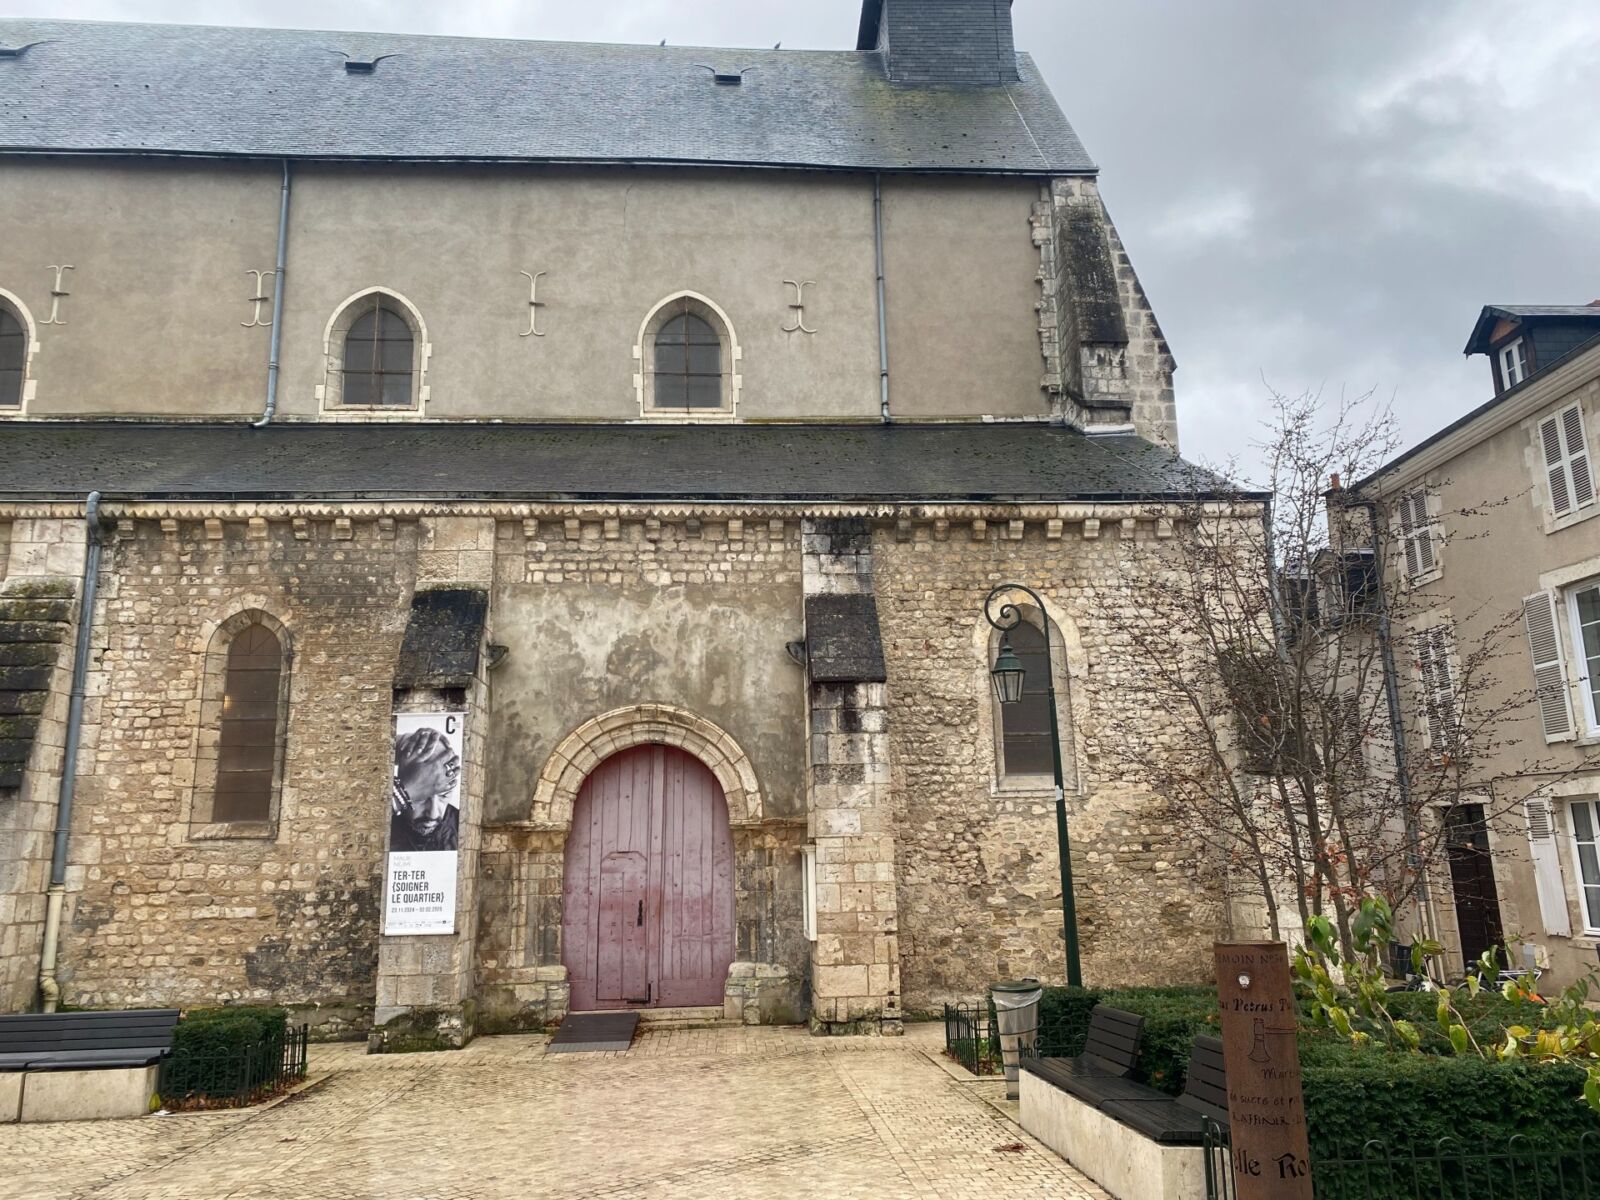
[857,0,1020,85]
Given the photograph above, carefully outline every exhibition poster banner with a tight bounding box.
[384,711,465,936]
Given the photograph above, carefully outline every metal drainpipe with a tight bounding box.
[872,172,891,423]
[38,491,106,1012]
[251,160,292,428]
[1347,494,1440,955]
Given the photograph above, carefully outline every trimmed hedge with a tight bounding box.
[1299,1040,1600,1199]
[163,1006,291,1101]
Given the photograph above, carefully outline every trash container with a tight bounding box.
[991,978,1043,1100]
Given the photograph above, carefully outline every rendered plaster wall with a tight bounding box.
[871,520,1226,1013]
[3,160,1069,424]
[47,517,416,1024]
[0,158,280,418]
[483,516,807,825]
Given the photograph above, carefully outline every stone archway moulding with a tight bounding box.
[530,703,763,830]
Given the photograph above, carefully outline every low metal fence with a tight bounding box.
[160,1024,309,1109]
[942,1002,1003,1076]
[1204,1117,1600,1199]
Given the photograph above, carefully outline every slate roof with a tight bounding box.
[805,594,887,685]
[0,423,1244,503]
[0,18,1094,175]
[395,588,488,690]
[1463,304,1600,355]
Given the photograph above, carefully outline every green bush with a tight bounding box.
[1300,1042,1600,1200]
[164,1006,292,1102]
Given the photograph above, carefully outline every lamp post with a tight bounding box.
[984,582,1083,988]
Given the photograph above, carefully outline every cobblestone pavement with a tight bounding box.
[3,1023,1108,1200]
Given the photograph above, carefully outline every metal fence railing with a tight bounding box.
[1204,1117,1600,1200]
[943,1002,1003,1077]
[160,1024,309,1109]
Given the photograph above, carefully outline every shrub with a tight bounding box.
[163,1006,292,1103]
[1300,1042,1600,1199]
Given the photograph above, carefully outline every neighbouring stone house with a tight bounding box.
[0,1,1242,1044]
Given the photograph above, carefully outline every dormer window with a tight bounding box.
[1500,338,1529,389]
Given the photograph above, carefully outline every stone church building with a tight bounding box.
[0,1,1234,1043]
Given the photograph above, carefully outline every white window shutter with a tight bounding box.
[1525,798,1572,938]
[1542,414,1573,516]
[1397,495,1421,577]
[1523,591,1576,742]
[1562,405,1594,509]
[1414,625,1457,749]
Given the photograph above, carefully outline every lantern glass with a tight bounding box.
[990,639,1026,704]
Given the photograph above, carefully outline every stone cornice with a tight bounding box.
[0,499,1262,523]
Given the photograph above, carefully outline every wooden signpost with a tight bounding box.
[1214,942,1314,1198]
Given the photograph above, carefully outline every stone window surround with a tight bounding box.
[633,292,742,423]
[0,288,41,417]
[1539,552,1600,747]
[971,592,1086,797]
[527,702,763,830]
[317,287,432,420]
[186,605,293,840]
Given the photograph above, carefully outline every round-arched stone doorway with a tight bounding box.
[561,743,735,1011]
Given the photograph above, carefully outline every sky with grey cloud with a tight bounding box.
[13,0,1600,473]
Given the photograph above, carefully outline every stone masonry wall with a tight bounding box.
[873,518,1224,1013]
[0,517,86,1011]
[54,516,416,1027]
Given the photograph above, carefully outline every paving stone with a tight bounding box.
[2,1024,1105,1200]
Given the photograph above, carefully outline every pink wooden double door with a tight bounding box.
[563,744,735,1010]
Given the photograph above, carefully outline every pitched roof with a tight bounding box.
[0,422,1241,503]
[1463,303,1600,355]
[0,18,1094,175]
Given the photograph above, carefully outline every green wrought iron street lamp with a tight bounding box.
[984,582,1083,988]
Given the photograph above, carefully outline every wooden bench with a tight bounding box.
[0,1009,180,1122]
[1022,1004,1144,1091]
[1021,1031,1229,1200]
[1099,1035,1230,1145]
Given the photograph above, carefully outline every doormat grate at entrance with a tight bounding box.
[547,1011,640,1054]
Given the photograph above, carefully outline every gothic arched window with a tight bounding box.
[0,302,29,410]
[341,297,416,408]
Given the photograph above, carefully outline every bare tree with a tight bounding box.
[1104,388,1539,955]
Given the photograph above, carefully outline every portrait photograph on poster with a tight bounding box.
[384,711,465,936]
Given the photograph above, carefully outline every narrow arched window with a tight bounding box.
[0,305,25,410]
[654,308,723,409]
[997,620,1054,777]
[341,297,415,407]
[214,623,285,823]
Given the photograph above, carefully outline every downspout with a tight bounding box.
[251,160,292,428]
[872,172,891,423]
[1347,493,1440,956]
[38,491,106,1012]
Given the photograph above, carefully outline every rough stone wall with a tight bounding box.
[0,518,86,1011]
[872,518,1224,1013]
[1037,177,1178,447]
[53,516,416,1024]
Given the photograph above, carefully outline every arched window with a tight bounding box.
[635,293,740,418]
[341,297,415,408]
[654,309,722,409]
[985,611,1075,790]
[997,620,1054,777]
[319,289,429,414]
[193,616,290,830]
[0,299,31,411]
